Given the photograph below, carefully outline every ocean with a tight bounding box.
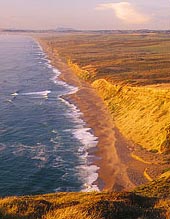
[0,35,99,197]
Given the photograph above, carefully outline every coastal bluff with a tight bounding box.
[1,33,170,218]
[0,172,169,219]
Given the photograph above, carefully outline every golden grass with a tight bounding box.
[67,59,96,81]
[135,171,170,198]
[0,190,169,219]
[131,152,153,164]
[43,33,170,86]
[26,33,170,219]
[144,168,153,181]
[40,33,170,153]
[44,206,100,219]
[92,79,170,153]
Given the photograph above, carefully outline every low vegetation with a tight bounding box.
[67,59,96,81]
[44,33,170,86]
[43,33,170,154]
[6,32,168,218]
[92,79,170,153]
[0,180,169,219]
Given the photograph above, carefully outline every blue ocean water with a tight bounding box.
[0,35,99,197]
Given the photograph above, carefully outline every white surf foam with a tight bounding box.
[79,165,100,192]
[59,96,100,191]
[57,88,100,192]
[73,127,99,192]
[46,63,53,69]
[73,128,98,148]
[11,90,51,99]
[35,40,100,192]
[52,68,60,75]
[21,90,51,96]
[36,41,43,52]
[11,92,18,96]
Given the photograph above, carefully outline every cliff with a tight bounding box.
[92,79,170,154]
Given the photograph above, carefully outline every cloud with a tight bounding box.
[96,2,150,24]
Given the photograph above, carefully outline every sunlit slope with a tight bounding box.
[42,33,170,153]
[45,33,170,86]
[0,172,169,219]
[92,79,170,153]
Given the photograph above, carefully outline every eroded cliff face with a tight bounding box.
[66,56,170,154]
[38,35,170,154]
[92,79,170,154]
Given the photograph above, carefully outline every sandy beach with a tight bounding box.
[37,37,148,191]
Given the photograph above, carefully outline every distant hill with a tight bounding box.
[1,28,170,34]
[55,27,79,32]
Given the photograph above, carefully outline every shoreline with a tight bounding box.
[36,37,147,191]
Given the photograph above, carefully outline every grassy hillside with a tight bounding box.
[25,33,170,218]
[44,33,170,86]
[0,173,169,219]
[92,79,170,154]
[41,33,170,155]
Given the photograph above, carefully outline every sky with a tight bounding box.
[0,0,170,30]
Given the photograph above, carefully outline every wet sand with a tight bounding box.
[37,37,148,191]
